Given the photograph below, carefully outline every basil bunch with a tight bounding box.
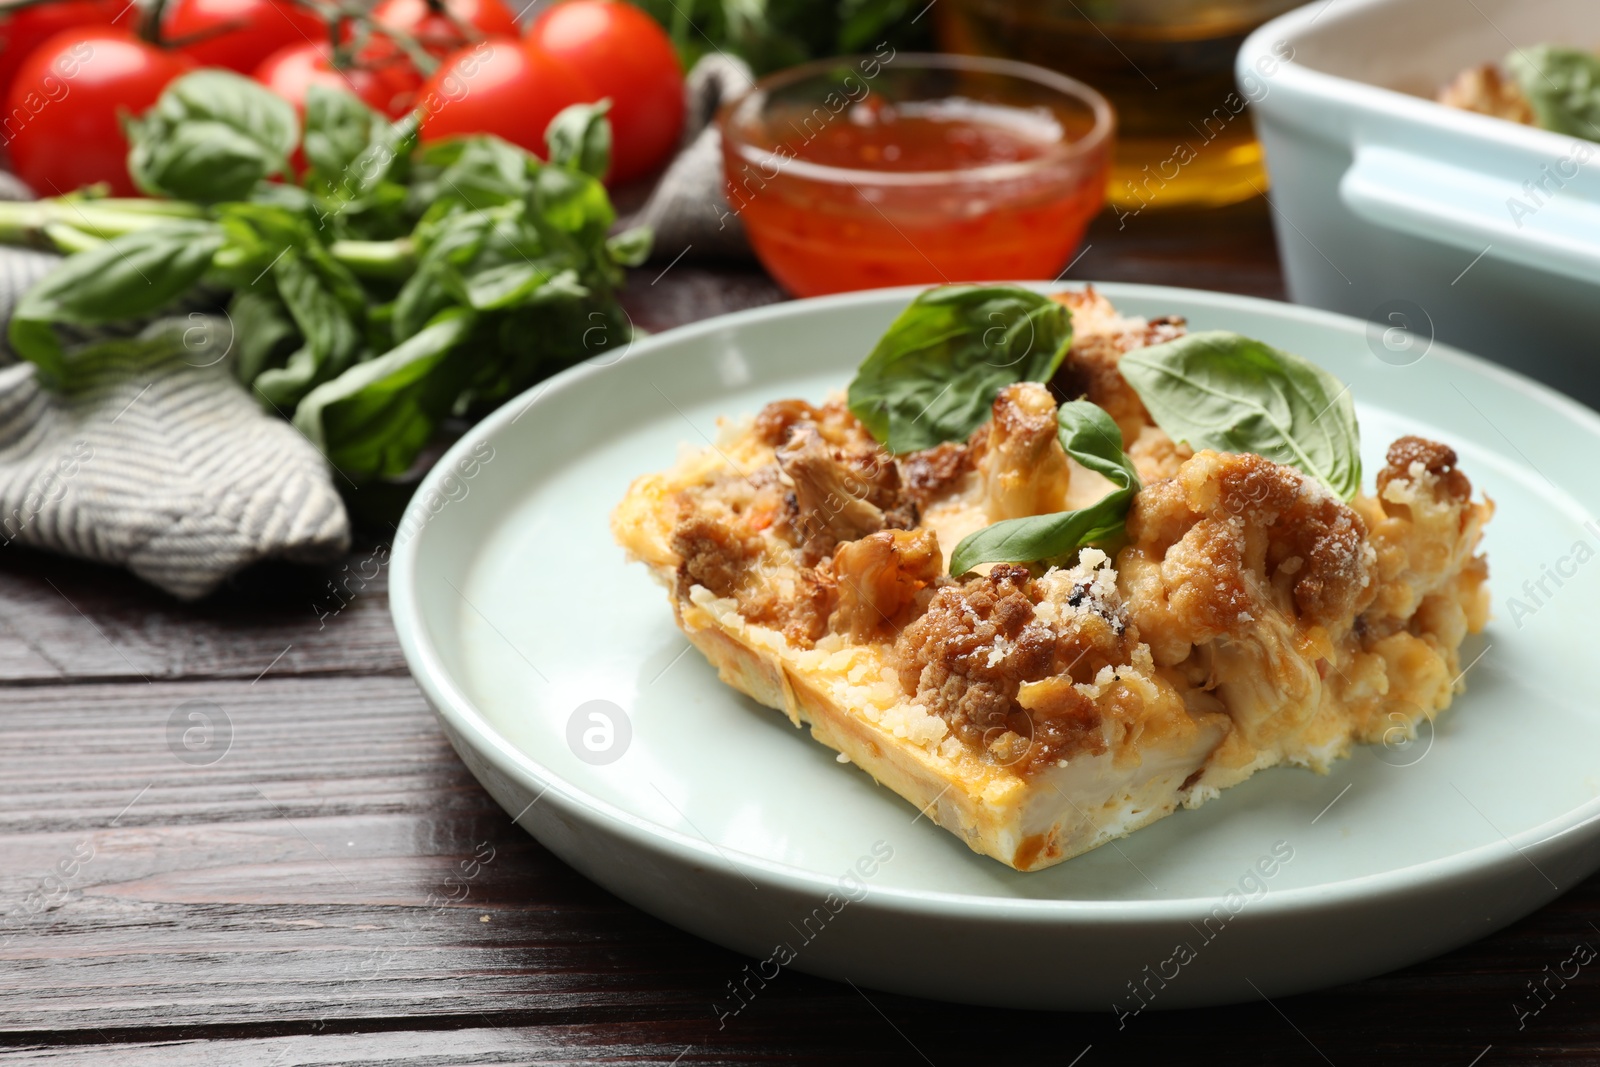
[1507,45,1600,140]
[5,71,648,484]
[845,287,1363,574]
[949,402,1140,575]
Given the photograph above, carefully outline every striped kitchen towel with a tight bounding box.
[0,250,350,600]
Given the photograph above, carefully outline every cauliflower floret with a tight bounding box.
[978,382,1073,521]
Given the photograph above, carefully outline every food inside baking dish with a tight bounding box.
[1439,44,1600,139]
[612,286,1492,871]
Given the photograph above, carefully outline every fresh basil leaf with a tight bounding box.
[392,208,496,339]
[356,111,419,199]
[248,180,319,213]
[545,101,613,178]
[157,70,298,157]
[393,199,577,331]
[1118,330,1361,500]
[339,113,419,227]
[214,203,367,307]
[392,266,456,344]
[303,89,417,207]
[40,327,189,381]
[524,268,589,305]
[304,85,379,181]
[8,220,223,385]
[532,165,616,245]
[411,135,535,215]
[254,245,366,409]
[228,289,299,386]
[847,285,1073,454]
[213,202,316,281]
[297,99,418,241]
[606,225,653,267]
[452,287,607,411]
[294,309,476,480]
[1507,45,1600,139]
[130,120,285,203]
[127,70,298,202]
[949,401,1140,575]
[460,258,575,310]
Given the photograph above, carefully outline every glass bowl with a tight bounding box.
[719,52,1113,297]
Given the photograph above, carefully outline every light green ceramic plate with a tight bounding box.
[390,283,1600,1010]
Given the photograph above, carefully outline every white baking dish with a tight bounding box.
[1241,0,1600,406]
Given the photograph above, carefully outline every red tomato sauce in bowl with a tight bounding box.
[720,52,1113,297]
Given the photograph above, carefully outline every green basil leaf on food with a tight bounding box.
[127,70,298,202]
[8,220,223,385]
[294,309,476,480]
[949,401,1140,575]
[847,285,1073,454]
[1118,330,1361,500]
[1507,45,1600,139]
[545,101,613,179]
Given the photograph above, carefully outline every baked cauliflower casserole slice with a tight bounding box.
[612,289,1492,871]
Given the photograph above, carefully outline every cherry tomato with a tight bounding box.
[369,0,518,58]
[417,39,591,159]
[352,0,518,107]
[165,0,327,74]
[526,0,683,184]
[253,41,421,119]
[0,0,130,104]
[7,30,192,196]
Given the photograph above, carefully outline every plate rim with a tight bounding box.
[390,280,1600,923]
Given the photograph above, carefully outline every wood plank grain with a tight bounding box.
[0,548,404,684]
[4,674,1600,1064]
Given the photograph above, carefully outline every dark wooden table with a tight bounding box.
[6,199,1599,1065]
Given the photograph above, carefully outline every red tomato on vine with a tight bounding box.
[6,30,192,196]
[164,0,327,74]
[254,40,421,120]
[0,0,131,104]
[526,0,684,183]
[417,39,591,160]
